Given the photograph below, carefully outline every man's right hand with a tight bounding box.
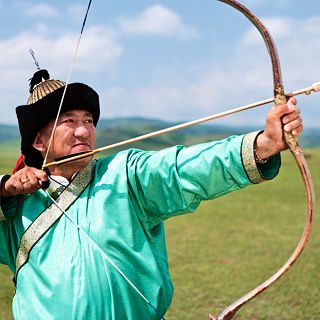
[1,167,49,197]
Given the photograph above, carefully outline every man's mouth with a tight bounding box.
[72,143,91,150]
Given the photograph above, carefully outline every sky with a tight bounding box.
[0,0,320,129]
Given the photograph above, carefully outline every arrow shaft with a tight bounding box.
[42,83,319,169]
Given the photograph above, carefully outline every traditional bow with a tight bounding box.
[208,1,315,319]
[41,1,316,319]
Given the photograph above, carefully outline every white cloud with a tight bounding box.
[117,5,200,40]
[24,3,59,18]
[75,26,123,73]
[101,63,255,121]
[102,85,186,119]
[101,62,271,124]
[244,0,290,8]
[67,4,88,24]
[1,7,320,129]
[101,14,320,128]
[241,16,320,85]
[0,26,123,124]
[243,17,291,45]
[0,26,122,74]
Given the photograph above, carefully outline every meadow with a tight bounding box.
[0,143,319,319]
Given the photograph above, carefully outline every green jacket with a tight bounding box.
[0,133,280,320]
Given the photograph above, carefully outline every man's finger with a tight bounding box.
[25,172,39,186]
[287,96,297,106]
[269,104,290,119]
[292,124,304,137]
[34,170,49,183]
[282,111,301,125]
[284,117,303,133]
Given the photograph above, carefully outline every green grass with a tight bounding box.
[0,141,20,173]
[165,149,320,319]
[0,141,19,320]
[0,147,319,319]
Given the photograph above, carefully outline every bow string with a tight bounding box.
[41,1,166,319]
[42,0,93,169]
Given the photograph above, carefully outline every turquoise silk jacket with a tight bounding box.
[0,132,280,320]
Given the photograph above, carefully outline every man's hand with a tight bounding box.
[255,97,303,160]
[1,167,49,197]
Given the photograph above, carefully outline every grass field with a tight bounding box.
[0,144,319,319]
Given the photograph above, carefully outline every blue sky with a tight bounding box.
[0,0,320,129]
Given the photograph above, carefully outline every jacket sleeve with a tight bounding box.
[126,132,280,230]
[0,175,20,270]
[0,175,19,221]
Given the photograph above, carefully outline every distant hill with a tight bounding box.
[0,125,20,142]
[299,128,320,148]
[0,118,319,150]
[96,117,257,152]
[97,117,320,151]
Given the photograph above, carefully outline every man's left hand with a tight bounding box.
[255,97,303,160]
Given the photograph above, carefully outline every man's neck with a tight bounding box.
[48,158,92,181]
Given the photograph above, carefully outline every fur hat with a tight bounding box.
[16,69,100,168]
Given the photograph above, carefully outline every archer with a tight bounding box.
[0,68,302,319]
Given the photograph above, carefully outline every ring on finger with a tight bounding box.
[21,178,30,184]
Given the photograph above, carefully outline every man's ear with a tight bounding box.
[32,133,46,152]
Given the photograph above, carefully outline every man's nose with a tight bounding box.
[74,124,90,138]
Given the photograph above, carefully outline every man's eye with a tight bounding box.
[61,119,74,124]
[84,119,93,124]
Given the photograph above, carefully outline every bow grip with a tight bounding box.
[274,87,302,156]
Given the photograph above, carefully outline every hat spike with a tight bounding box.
[29,48,40,70]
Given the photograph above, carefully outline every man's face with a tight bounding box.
[35,109,96,162]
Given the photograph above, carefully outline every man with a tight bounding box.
[0,69,302,319]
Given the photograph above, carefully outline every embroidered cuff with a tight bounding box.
[241,131,281,184]
[0,175,11,221]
